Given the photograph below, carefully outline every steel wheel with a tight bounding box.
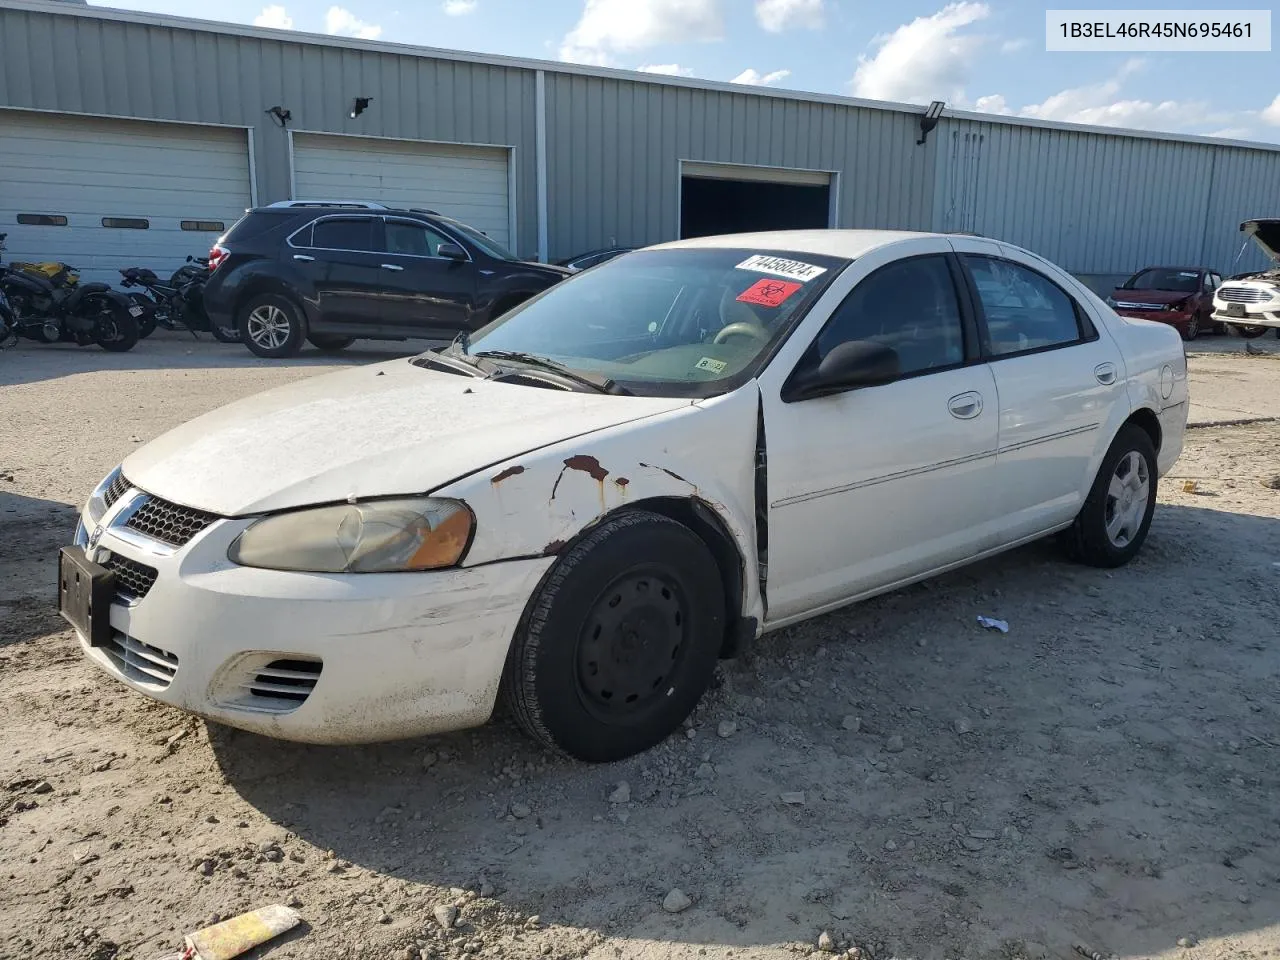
[576,567,689,721]
[246,304,291,349]
[1104,450,1150,549]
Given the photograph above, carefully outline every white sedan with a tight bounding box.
[60,230,1188,762]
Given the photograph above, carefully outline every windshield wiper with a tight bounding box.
[473,350,630,395]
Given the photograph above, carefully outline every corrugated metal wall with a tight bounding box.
[933,117,1280,276]
[3,1,1280,270]
[543,73,936,257]
[0,5,540,256]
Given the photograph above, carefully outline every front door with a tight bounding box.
[378,218,477,337]
[760,246,1001,623]
[305,215,388,333]
[957,247,1127,541]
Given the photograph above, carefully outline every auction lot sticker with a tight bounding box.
[736,255,828,283]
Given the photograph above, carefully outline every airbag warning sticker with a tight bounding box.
[736,254,827,282]
[737,278,803,308]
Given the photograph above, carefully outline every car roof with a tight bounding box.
[650,229,945,259]
[1131,265,1209,272]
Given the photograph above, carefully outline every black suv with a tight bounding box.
[202,201,570,358]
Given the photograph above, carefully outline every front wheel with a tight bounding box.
[502,510,726,762]
[239,294,305,358]
[1228,323,1270,339]
[1179,314,1200,341]
[1064,425,1157,568]
[95,305,141,352]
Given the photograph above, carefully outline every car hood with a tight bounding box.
[1242,220,1280,262]
[121,359,691,516]
[1110,289,1193,305]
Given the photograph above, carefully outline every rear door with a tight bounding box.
[377,218,477,337]
[299,215,387,333]
[956,244,1126,542]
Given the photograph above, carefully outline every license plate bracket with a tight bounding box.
[1226,303,1246,318]
[58,547,115,647]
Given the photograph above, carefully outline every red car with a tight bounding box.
[1106,266,1222,341]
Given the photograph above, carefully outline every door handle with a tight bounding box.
[292,254,315,262]
[381,263,404,272]
[947,391,983,420]
[1094,362,1118,385]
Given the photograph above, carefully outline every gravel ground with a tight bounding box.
[2,333,1279,960]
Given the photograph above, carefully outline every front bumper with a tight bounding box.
[72,489,553,744]
[1211,305,1280,329]
[1114,308,1194,331]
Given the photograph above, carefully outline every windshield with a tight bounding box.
[451,248,848,398]
[1124,268,1200,292]
[442,218,517,261]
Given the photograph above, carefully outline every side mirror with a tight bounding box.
[437,242,467,262]
[784,340,900,401]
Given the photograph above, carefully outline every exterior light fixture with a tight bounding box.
[350,97,372,119]
[265,106,291,127]
[917,100,945,145]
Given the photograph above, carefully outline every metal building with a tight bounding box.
[1,0,1278,286]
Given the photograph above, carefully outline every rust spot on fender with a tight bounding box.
[614,477,630,489]
[564,455,608,481]
[491,465,526,484]
[543,539,567,555]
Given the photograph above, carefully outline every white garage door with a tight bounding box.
[0,111,252,287]
[291,133,512,250]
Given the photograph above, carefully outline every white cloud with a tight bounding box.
[325,6,383,39]
[560,0,723,66]
[851,2,990,104]
[442,0,476,13]
[1262,94,1280,126]
[253,4,293,28]
[973,93,1012,115]
[638,63,694,76]
[755,0,824,33]
[999,37,1027,53]
[731,67,791,86]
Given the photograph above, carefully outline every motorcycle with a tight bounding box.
[169,255,210,290]
[0,237,141,352]
[118,265,238,342]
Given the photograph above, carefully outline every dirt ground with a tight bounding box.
[2,335,1279,960]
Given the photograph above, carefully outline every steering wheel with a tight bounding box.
[713,321,770,345]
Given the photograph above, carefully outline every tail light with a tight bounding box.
[208,244,230,273]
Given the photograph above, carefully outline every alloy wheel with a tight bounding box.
[246,305,291,349]
[1104,450,1150,548]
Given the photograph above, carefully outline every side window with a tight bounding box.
[311,217,378,252]
[384,220,453,258]
[964,256,1084,357]
[815,255,965,377]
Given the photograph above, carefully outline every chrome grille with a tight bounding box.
[125,496,220,547]
[245,659,322,712]
[1218,287,1272,304]
[100,552,158,602]
[103,471,131,509]
[105,633,179,688]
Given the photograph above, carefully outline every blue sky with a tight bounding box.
[93,0,1280,143]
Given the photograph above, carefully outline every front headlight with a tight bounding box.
[86,465,123,525]
[228,498,473,573]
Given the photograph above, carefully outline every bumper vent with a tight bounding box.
[244,659,323,713]
[103,472,132,510]
[125,496,220,547]
[101,552,158,602]
[104,632,179,688]
[1219,287,1271,304]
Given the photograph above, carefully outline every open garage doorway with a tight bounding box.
[679,161,836,239]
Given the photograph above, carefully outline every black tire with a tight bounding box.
[1179,313,1200,341]
[127,294,158,338]
[238,293,305,358]
[1065,424,1158,568]
[1228,323,1269,340]
[210,322,241,343]
[307,333,355,352]
[95,305,140,352]
[502,510,726,762]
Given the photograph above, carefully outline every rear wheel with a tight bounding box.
[1064,424,1157,568]
[95,304,140,352]
[127,294,157,338]
[502,510,725,762]
[307,333,355,352]
[239,294,305,358]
